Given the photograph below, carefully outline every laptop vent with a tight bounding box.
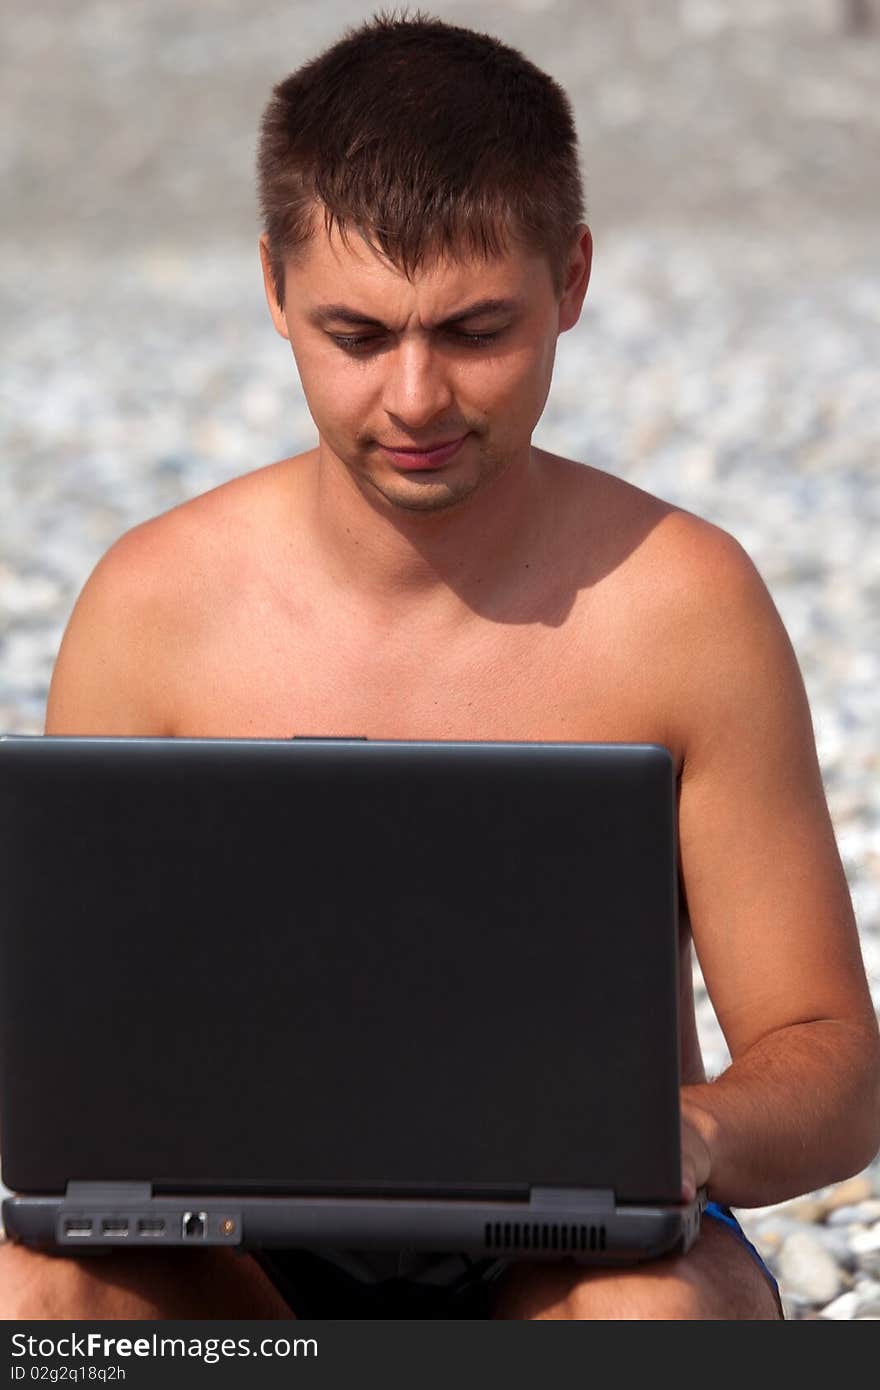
[484,1221,606,1254]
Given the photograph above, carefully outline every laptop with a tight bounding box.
[0,734,705,1263]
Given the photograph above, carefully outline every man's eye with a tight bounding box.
[329,330,502,352]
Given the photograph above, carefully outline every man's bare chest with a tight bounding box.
[168,583,679,768]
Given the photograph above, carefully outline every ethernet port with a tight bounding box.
[182,1211,207,1239]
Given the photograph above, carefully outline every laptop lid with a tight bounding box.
[0,736,682,1206]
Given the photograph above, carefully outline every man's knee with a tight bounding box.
[0,1238,293,1320]
[0,1239,105,1319]
[490,1256,706,1320]
[562,1266,706,1320]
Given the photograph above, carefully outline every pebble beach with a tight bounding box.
[2,0,879,1318]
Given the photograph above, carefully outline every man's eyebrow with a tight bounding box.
[306,297,525,330]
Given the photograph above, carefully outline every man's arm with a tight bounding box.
[666,516,880,1209]
[44,523,174,736]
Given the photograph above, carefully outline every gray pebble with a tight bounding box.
[778,1230,845,1305]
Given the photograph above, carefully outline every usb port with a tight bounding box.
[101,1218,129,1236]
[137,1218,166,1237]
[64,1219,93,1237]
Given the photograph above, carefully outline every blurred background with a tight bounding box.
[2,0,879,1317]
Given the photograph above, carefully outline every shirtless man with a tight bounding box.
[2,14,878,1320]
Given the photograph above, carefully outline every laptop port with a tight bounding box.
[64,1219,93,1237]
[137,1218,166,1237]
[182,1211,207,1239]
[101,1219,129,1236]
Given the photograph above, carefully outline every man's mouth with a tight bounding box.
[378,435,469,470]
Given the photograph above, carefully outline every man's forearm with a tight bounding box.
[682,1017,880,1209]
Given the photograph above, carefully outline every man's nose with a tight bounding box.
[380,339,454,428]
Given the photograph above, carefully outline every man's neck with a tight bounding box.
[302,443,554,630]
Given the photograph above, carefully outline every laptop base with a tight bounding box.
[2,1185,706,1265]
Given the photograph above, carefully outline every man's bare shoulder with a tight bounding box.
[545,451,758,612]
[133,459,284,549]
[546,453,789,760]
[590,470,784,707]
[109,456,301,606]
[45,459,300,736]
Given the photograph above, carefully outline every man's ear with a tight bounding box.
[259,234,291,341]
[557,224,592,334]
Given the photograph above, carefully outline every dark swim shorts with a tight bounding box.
[252,1247,508,1319]
[252,1205,783,1319]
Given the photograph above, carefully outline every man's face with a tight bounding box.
[259,213,590,514]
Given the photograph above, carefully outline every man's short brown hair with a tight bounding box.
[256,7,586,310]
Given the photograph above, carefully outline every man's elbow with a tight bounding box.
[847,1019,880,1175]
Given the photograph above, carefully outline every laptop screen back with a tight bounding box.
[0,737,682,1203]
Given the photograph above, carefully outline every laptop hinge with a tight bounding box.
[64,1182,153,1203]
[529,1187,615,1211]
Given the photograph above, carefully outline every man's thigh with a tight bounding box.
[488,1214,784,1320]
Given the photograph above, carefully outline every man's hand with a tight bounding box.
[680,1094,713,1203]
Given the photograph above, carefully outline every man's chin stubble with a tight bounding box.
[362,468,485,515]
